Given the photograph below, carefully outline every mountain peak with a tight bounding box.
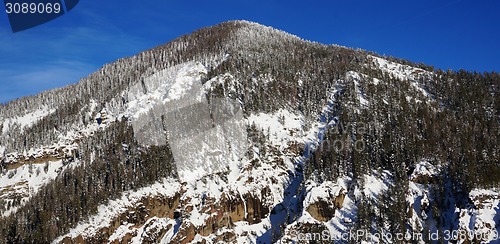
[162,19,308,53]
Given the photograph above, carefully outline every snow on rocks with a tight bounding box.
[410,161,440,184]
[368,55,431,81]
[303,180,346,222]
[463,189,500,243]
[0,160,65,217]
[54,178,181,243]
[368,55,432,99]
[303,181,344,210]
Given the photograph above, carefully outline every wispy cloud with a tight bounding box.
[0,0,208,104]
[0,60,96,103]
[0,2,155,104]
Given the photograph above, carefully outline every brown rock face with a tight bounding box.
[306,200,335,222]
[59,193,181,244]
[58,174,277,243]
[306,189,346,222]
[171,190,271,242]
[170,223,196,244]
[334,192,345,209]
[411,174,437,185]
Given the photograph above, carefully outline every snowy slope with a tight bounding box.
[1,106,56,135]
[125,60,248,182]
[368,55,432,99]
[55,80,343,243]
[55,62,500,243]
[0,160,66,217]
[53,178,181,243]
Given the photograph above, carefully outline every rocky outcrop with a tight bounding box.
[171,190,271,242]
[60,192,181,243]
[409,161,439,185]
[306,186,346,222]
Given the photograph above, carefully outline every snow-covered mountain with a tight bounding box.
[0,20,498,243]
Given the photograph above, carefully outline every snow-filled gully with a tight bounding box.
[257,87,340,242]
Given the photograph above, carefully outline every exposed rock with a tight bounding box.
[214,231,237,243]
[168,190,271,242]
[59,193,181,243]
[306,188,346,222]
[170,223,196,244]
[411,174,437,185]
[409,161,439,185]
[140,218,170,243]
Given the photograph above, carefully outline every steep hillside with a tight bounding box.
[0,20,499,243]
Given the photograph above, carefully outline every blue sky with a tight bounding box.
[0,0,498,103]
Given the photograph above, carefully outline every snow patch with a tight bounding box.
[410,161,439,181]
[247,109,304,148]
[368,55,431,99]
[1,106,56,134]
[1,160,65,217]
[368,55,430,81]
[203,73,238,95]
[465,189,500,243]
[359,171,392,200]
[347,71,369,106]
[126,62,207,120]
[127,62,248,182]
[303,180,344,210]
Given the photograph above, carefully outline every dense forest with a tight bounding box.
[1,120,177,242]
